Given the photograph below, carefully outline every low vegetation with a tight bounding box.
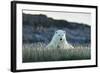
[22,43,91,63]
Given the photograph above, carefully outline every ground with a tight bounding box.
[22,43,91,63]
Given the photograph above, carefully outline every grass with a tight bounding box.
[22,42,91,63]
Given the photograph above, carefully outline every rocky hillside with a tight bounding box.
[23,13,91,44]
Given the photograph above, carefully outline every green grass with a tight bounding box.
[22,43,91,63]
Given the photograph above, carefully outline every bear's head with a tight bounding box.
[52,30,66,43]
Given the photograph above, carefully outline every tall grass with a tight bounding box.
[22,43,91,63]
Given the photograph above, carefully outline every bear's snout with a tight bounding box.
[60,38,62,41]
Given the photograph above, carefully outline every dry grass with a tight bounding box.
[22,43,91,63]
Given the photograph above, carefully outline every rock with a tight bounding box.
[23,13,91,44]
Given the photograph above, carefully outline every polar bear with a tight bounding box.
[46,30,74,49]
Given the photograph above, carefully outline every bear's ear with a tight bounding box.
[64,31,66,34]
[55,31,57,34]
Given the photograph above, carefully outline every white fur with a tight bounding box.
[46,30,74,49]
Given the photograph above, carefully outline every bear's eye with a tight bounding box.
[58,34,60,36]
